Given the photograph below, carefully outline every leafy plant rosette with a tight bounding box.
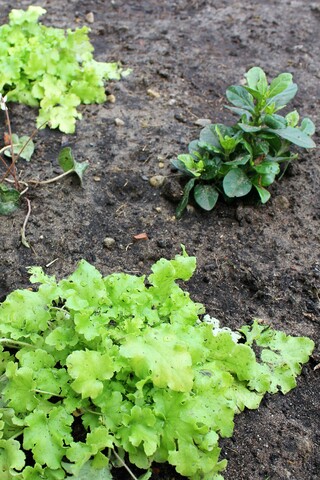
[0,6,130,133]
[0,249,314,479]
[172,67,316,217]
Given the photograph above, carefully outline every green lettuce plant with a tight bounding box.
[0,250,314,479]
[172,67,316,217]
[0,6,130,133]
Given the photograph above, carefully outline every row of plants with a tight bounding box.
[0,5,317,480]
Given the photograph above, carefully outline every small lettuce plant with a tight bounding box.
[172,67,316,217]
[0,6,130,133]
[0,250,314,479]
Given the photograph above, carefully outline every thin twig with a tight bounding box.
[21,197,32,248]
[4,105,19,188]
[15,120,47,162]
[28,169,73,185]
[112,449,139,480]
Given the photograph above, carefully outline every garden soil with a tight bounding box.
[0,1,319,479]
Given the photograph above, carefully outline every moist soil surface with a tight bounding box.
[0,1,319,479]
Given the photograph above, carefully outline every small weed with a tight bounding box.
[0,94,88,246]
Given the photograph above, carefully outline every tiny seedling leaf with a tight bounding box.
[4,134,35,162]
[58,147,89,186]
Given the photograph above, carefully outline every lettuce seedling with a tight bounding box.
[0,250,314,479]
[173,67,316,217]
[0,6,130,133]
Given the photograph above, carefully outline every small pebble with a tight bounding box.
[194,118,212,127]
[103,237,116,249]
[154,206,162,213]
[107,94,116,103]
[85,12,94,23]
[274,195,290,210]
[149,175,165,188]
[158,162,164,168]
[147,88,161,98]
[93,176,101,182]
[114,118,125,126]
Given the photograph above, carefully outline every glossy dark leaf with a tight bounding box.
[0,183,20,215]
[226,86,255,113]
[199,125,220,148]
[267,84,298,110]
[194,184,219,211]
[268,126,316,149]
[223,168,252,198]
[253,162,280,175]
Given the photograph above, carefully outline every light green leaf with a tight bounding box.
[241,321,314,394]
[0,438,25,478]
[23,407,73,469]
[222,168,252,198]
[285,110,299,127]
[67,350,115,399]
[118,405,161,457]
[9,6,46,25]
[68,460,113,480]
[194,184,219,211]
[245,67,268,95]
[253,184,271,204]
[120,325,194,392]
[172,154,203,177]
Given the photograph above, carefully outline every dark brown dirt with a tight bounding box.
[0,1,319,479]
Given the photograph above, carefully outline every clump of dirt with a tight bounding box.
[0,1,319,479]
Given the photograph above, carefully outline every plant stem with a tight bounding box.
[0,338,35,348]
[112,449,139,480]
[32,389,64,398]
[21,197,32,248]
[4,105,19,189]
[28,169,73,185]
[15,120,47,162]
